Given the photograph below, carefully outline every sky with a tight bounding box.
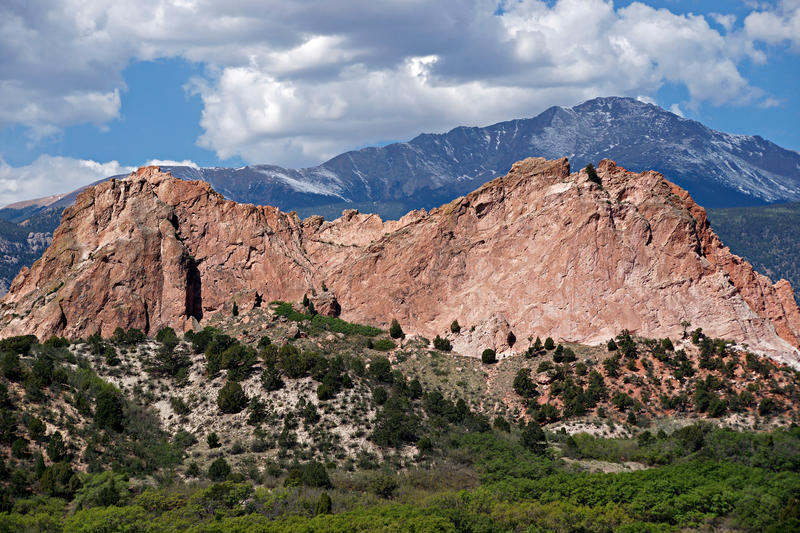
[0,0,798,206]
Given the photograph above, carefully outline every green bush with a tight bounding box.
[373,387,388,405]
[369,357,393,383]
[481,349,496,364]
[389,319,404,339]
[585,163,601,185]
[521,423,547,454]
[217,381,248,414]
[40,463,80,498]
[47,432,67,462]
[207,432,221,449]
[450,320,461,334]
[95,387,125,432]
[261,364,284,391]
[0,352,25,381]
[285,461,332,489]
[315,492,332,515]
[433,335,452,352]
[208,457,231,482]
[372,339,396,351]
[544,337,555,350]
[513,369,537,398]
[0,335,38,355]
[173,430,197,448]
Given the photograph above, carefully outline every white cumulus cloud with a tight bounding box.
[0,155,134,207]
[1,0,799,168]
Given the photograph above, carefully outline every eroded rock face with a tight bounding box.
[2,161,799,366]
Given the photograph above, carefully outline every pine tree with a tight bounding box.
[389,319,404,339]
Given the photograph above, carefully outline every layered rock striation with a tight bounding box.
[2,160,799,365]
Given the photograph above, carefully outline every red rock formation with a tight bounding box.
[1,160,798,366]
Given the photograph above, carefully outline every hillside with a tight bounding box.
[708,202,800,302]
[0,302,798,530]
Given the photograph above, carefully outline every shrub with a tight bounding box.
[372,339,396,351]
[433,335,452,352]
[208,458,231,482]
[11,438,28,458]
[0,352,25,381]
[585,163,601,185]
[207,432,220,449]
[261,364,284,392]
[372,395,419,447]
[155,327,178,344]
[758,397,779,416]
[389,319,404,339]
[544,337,555,350]
[481,349,497,364]
[257,336,272,350]
[553,344,564,363]
[27,416,46,441]
[603,356,620,378]
[174,430,197,448]
[408,379,423,399]
[450,320,461,334]
[170,396,190,415]
[373,387,388,405]
[370,357,393,383]
[40,463,80,498]
[95,387,125,432]
[47,431,67,462]
[316,492,332,515]
[186,462,201,477]
[217,381,248,414]
[317,383,334,401]
[521,423,547,454]
[512,369,538,398]
[493,416,511,432]
[607,339,618,351]
[0,335,38,355]
[284,461,332,488]
[417,436,433,453]
[370,473,399,498]
[611,392,634,411]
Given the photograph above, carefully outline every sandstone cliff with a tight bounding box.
[1,160,798,365]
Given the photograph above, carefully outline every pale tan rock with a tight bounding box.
[1,160,799,366]
[311,292,341,317]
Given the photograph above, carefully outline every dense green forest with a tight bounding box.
[708,202,800,298]
[1,303,799,531]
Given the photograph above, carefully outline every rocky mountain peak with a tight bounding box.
[1,160,798,366]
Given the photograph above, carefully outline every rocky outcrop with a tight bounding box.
[1,161,799,366]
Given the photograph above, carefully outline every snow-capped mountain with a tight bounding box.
[150,96,800,216]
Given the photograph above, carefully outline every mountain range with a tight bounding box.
[1,96,799,294]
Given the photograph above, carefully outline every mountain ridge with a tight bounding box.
[1,96,799,297]
[2,159,798,367]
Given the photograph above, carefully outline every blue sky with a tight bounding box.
[0,0,798,205]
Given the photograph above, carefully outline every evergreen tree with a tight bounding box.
[585,163,601,185]
[389,319,404,339]
[47,431,67,462]
[316,492,332,515]
[521,423,547,454]
[208,457,231,481]
[217,381,248,414]
[450,320,461,334]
